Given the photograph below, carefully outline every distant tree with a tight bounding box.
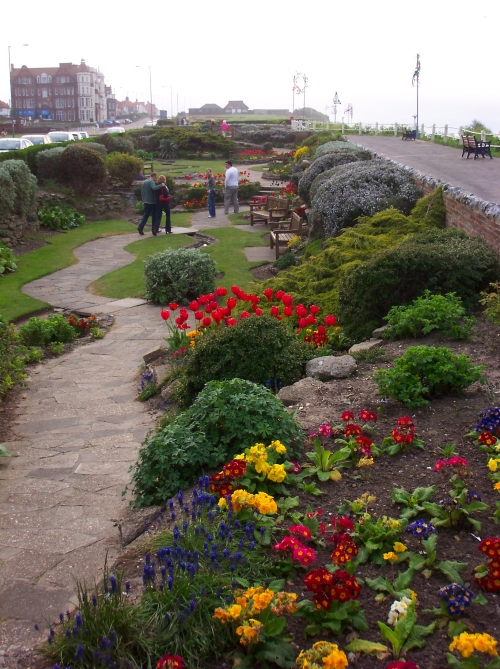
[465,120,492,134]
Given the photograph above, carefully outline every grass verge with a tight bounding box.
[1,220,135,323]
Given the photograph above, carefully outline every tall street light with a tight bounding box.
[332,91,341,124]
[7,43,29,111]
[412,54,421,139]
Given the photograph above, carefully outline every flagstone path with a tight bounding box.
[0,209,272,664]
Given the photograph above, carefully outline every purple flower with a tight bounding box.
[109,575,117,593]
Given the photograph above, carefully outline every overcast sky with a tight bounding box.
[3,0,499,133]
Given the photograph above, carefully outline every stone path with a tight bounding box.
[0,210,271,663]
[346,135,500,205]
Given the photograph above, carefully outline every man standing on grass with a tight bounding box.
[138,172,164,235]
[224,161,239,215]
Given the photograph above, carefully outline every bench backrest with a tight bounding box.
[290,211,303,234]
[463,135,477,148]
[267,196,289,212]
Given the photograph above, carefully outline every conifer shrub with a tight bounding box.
[338,228,500,341]
[298,147,372,203]
[144,248,216,304]
[36,146,65,182]
[128,378,304,506]
[58,145,107,194]
[309,159,422,238]
[106,153,143,187]
[177,315,315,405]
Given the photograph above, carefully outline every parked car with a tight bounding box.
[123,118,132,124]
[144,120,157,127]
[104,126,125,134]
[70,131,83,140]
[100,120,113,127]
[47,131,76,143]
[0,138,34,152]
[79,131,90,139]
[21,134,52,146]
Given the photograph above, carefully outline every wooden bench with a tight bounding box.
[249,196,290,226]
[402,127,416,141]
[461,135,493,160]
[142,161,154,176]
[270,212,303,259]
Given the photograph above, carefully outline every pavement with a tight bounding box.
[345,135,500,205]
[0,207,273,661]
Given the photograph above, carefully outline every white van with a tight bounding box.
[47,131,76,143]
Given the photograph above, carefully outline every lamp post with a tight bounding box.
[7,43,29,128]
[292,73,308,122]
[332,91,341,124]
[412,54,420,139]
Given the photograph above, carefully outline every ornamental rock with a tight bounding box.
[305,355,357,381]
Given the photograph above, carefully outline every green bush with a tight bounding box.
[0,167,15,217]
[383,291,475,340]
[0,160,37,218]
[58,145,107,194]
[298,131,344,152]
[238,180,261,199]
[106,152,143,187]
[310,159,422,238]
[97,135,135,154]
[480,282,500,325]
[313,140,355,159]
[178,315,316,405]
[144,248,216,304]
[18,315,77,347]
[37,204,85,231]
[128,378,304,506]
[83,142,108,157]
[273,251,296,270]
[0,316,26,398]
[36,146,65,181]
[338,228,500,341]
[298,147,372,203]
[0,245,17,275]
[373,345,484,408]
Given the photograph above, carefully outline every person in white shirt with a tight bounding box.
[224,160,239,215]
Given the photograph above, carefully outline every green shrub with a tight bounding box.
[97,135,135,154]
[238,180,261,199]
[298,147,372,203]
[37,204,85,231]
[83,142,108,157]
[58,145,107,194]
[18,315,77,347]
[313,140,354,159]
[480,282,500,325]
[383,291,475,340]
[373,345,484,408]
[0,160,37,218]
[0,167,15,217]
[299,131,343,151]
[0,316,26,398]
[178,315,316,405]
[0,245,17,275]
[153,127,235,155]
[338,228,500,341]
[310,159,422,238]
[144,248,216,304]
[36,146,65,181]
[273,251,296,270]
[128,378,304,506]
[106,152,143,187]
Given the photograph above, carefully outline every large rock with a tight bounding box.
[306,355,357,380]
[348,339,383,354]
[118,506,163,546]
[278,377,325,406]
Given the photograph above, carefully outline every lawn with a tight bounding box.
[92,226,269,301]
[153,159,229,177]
[1,220,135,323]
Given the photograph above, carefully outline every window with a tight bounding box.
[79,98,84,107]
[54,87,58,95]
[42,88,48,98]
[48,76,52,83]
[56,110,64,121]
[37,76,40,84]
[28,99,35,107]
[41,73,47,84]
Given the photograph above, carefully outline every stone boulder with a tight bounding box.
[278,376,325,406]
[306,355,357,381]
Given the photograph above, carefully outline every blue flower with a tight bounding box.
[59,613,64,623]
[75,614,83,627]
[169,499,174,510]
[168,576,173,590]
[92,594,97,607]
[177,490,183,506]
[125,581,131,592]
[34,624,39,631]
[405,519,437,539]
[109,575,117,593]
[467,490,482,503]
[74,644,84,660]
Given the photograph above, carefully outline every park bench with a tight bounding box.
[142,161,154,177]
[461,135,493,160]
[249,196,290,226]
[269,212,303,259]
[402,127,416,140]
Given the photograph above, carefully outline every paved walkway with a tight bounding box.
[0,211,271,661]
[346,135,500,205]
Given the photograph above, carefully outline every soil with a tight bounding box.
[251,262,278,281]
[119,315,500,669]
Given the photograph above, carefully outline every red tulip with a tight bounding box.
[231,285,240,296]
[309,304,320,315]
[194,311,203,320]
[298,317,308,328]
[296,304,307,318]
[263,288,273,302]
[283,306,293,317]
[317,325,326,335]
[227,317,238,326]
[216,286,227,297]
[169,303,178,310]
[189,300,199,311]
[209,300,218,311]
[175,317,184,326]
[250,294,260,304]
[240,311,251,319]
[227,297,237,309]
[255,307,263,316]
[271,306,280,317]
[198,295,209,305]
[275,290,284,300]
[207,293,215,301]
[205,305,213,314]
[306,314,316,325]
[282,294,293,306]
[179,322,189,330]
[201,317,212,327]
[324,315,337,327]
[223,306,231,317]
[160,309,170,320]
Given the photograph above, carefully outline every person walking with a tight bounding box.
[224,160,239,215]
[138,172,163,235]
[220,119,229,137]
[206,168,216,218]
[155,175,172,233]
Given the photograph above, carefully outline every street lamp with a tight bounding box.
[292,73,308,121]
[332,92,341,124]
[135,65,154,123]
[412,54,421,139]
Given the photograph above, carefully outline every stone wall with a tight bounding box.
[0,214,40,248]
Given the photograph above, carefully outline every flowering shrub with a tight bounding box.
[310,159,421,238]
[294,146,310,163]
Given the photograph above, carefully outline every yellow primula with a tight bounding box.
[296,642,348,669]
[394,542,408,553]
[251,590,273,614]
[234,453,245,460]
[269,440,287,455]
[322,649,348,669]
[226,604,242,620]
[252,492,278,515]
[494,481,500,492]
[488,458,500,472]
[267,463,287,483]
[255,458,271,475]
[383,552,398,562]
[235,619,264,646]
[449,632,498,658]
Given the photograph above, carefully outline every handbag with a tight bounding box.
[159,194,171,202]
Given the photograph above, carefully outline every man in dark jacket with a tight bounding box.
[138,173,163,235]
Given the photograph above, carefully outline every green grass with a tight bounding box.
[91,233,190,299]
[228,213,251,226]
[162,211,192,227]
[243,163,272,172]
[153,159,229,177]
[1,220,135,322]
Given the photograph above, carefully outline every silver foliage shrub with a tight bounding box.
[36,146,65,181]
[310,159,422,238]
[0,168,15,217]
[313,140,353,159]
[298,146,372,203]
[0,160,37,218]
[144,248,217,304]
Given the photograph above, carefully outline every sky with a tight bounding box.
[2,0,499,133]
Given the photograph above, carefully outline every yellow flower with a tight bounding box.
[394,542,408,553]
[494,481,500,491]
[322,649,348,669]
[255,458,271,475]
[473,633,498,656]
[234,454,245,460]
[251,590,273,613]
[383,552,398,562]
[267,463,287,483]
[488,458,500,472]
[409,589,418,601]
[252,492,278,514]
[226,604,242,620]
[450,632,498,658]
[269,440,287,455]
[218,498,227,508]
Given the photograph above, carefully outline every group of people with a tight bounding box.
[137,161,240,234]
[137,173,172,235]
